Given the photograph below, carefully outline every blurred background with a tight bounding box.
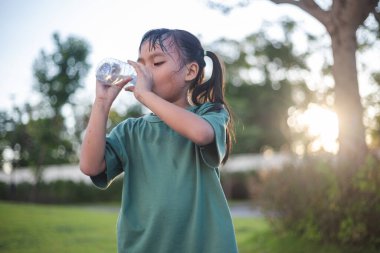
[1,0,380,252]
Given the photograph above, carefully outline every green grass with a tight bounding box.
[234,217,377,253]
[0,201,377,253]
[0,201,117,253]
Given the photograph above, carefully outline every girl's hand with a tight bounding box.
[95,77,133,107]
[125,60,154,103]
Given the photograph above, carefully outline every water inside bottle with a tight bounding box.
[96,60,136,85]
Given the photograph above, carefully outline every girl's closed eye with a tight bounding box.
[154,61,165,66]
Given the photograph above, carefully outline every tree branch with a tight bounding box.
[345,0,379,29]
[374,11,380,23]
[270,0,330,26]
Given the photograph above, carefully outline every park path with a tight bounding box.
[229,201,263,218]
[84,201,262,218]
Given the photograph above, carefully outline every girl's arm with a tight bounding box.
[136,91,215,146]
[79,99,109,176]
[80,79,131,176]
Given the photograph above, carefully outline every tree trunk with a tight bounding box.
[268,0,375,167]
[330,26,367,167]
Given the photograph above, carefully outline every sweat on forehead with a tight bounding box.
[139,31,178,54]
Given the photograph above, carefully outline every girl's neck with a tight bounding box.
[171,87,190,109]
[173,98,190,109]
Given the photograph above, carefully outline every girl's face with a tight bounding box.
[137,39,189,106]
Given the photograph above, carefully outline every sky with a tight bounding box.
[0,0,325,112]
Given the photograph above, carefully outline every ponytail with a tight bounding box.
[190,50,235,165]
[190,51,224,105]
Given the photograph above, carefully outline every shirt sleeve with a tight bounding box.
[198,103,229,168]
[90,125,126,189]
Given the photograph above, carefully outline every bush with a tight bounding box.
[259,155,380,247]
[0,179,123,204]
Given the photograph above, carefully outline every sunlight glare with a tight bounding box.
[297,103,339,154]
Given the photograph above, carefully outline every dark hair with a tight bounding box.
[139,28,234,164]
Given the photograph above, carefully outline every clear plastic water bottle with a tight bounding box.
[95,58,137,86]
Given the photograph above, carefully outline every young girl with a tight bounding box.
[80,28,238,253]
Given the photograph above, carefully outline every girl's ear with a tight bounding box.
[185,62,199,82]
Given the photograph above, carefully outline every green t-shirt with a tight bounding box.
[90,102,238,253]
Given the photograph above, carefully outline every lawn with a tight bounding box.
[0,201,376,253]
[0,201,117,253]
[233,218,375,253]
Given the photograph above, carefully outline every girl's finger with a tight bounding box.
[114,76,133,89]
[127,60,143,74]
[127,60,137,67]
[125,85,135,92]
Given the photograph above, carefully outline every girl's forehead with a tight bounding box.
[139,40,178,58]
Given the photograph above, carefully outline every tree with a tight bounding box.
[209,19,314,153]
[0,33,91,187]
[34,33,91,116]
[365,72,380,149]
[207,0,380,167]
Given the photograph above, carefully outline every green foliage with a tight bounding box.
[0,179,123,204]
[107,104,144,132]
[226,79,294,153]
[33,33,91,114]
[210,19,316,153]
[260,155,380,247]
[0,33,91,183]
[365,71,380,147]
